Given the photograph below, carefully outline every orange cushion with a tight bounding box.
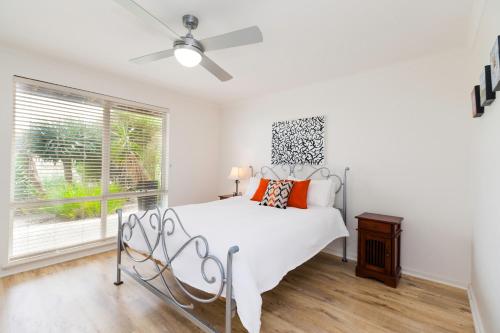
[251,178,270,201]
[287,179,311,209]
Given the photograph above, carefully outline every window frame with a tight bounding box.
[8,76,169,262]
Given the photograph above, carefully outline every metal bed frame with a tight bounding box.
[113,164,349,333]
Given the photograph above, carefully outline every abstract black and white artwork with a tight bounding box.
[271,116,325,165]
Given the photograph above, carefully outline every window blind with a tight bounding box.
[10,77,168,260]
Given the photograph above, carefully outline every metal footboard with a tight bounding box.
[113,164,349,332]
[114,207,239,333]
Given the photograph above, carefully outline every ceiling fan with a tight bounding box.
[114,0,263,81]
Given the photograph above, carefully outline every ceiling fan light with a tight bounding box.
[174,47,202,67]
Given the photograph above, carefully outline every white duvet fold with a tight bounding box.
[125,197,348,333]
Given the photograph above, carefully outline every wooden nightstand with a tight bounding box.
[218,194,237,200]
[355,212,403,288]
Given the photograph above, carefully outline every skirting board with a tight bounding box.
[322,247,357,262]
[0,242,115,278]
[321,248,467,290]
[468,285,485,333]
[401,267,466,290]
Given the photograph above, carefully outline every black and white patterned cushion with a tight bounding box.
[259,180,294,209]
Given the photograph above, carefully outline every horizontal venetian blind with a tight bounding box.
[14,82,104,202]
[10,77,168,260]
[110,104,164,194]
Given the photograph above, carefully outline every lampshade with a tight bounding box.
[228,166,241,180]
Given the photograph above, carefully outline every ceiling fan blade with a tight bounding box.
[200,55,233,82]
[113,0,180,41]
[200,26,263,52]
[130,49,174,64]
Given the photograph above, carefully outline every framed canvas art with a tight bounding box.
[480,65,496,106]
[271,116,325,165]
[472,85,484,118]
[491,35,500,92]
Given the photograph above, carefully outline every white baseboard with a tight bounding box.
[401,268,467,290]
[320,248,467,290]
[0,242,115,278]
[468,285,485,333]
[322,247,357,262]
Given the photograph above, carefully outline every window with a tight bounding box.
[10,77,168,261]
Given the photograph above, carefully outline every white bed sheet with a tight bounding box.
[126,197,348,333]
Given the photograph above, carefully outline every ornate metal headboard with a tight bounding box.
[252,164,350,263]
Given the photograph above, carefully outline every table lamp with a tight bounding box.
[228,166,242,196]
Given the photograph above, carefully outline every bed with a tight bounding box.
[113,165,350,333]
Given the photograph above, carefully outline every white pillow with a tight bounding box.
[244,177,261,198]
[289,177,335,207]
[308,178,334,207]
[327,179,336,206]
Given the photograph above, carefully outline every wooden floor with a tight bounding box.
[0,251,473,333]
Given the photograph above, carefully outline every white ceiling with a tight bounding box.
[0,0,475,104]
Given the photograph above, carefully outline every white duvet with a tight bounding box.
[125,197,348,333]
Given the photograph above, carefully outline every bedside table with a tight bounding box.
[218,194,237,200]
[355,212,403,288]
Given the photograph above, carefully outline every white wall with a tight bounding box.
[469,0,500,331]
[0,45,222,276]
[218,49,473,288]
